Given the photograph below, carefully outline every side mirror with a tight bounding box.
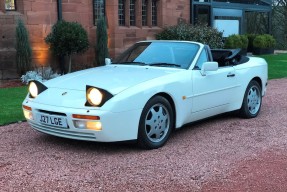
[200,61,218,76]
[105,58,112,65]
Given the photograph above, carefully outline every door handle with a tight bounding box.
[227,73,235,77]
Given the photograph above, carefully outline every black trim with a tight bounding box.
[5,0,17,11]
[28,81,48,98]
[57,0,62,20]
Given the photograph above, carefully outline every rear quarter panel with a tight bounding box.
[233,56,268,108]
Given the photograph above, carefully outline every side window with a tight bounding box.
[195,49,208,69]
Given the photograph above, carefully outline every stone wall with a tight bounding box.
[108,0,191,58]
[0,0,191,79]
[0,11,22,79]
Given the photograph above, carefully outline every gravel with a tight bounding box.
[1,78,287,191]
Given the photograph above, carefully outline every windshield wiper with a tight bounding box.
[115,61,147,65]
[148,63,181,68]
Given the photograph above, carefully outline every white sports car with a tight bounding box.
[22,41,268,149]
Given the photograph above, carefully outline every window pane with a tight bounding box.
[152,0,158,26]
[195,49,208,69]
[142,0,148,26]
[213,0,271,6]
[94,0,105,25]
[5,0,16,11]
[130,0,136,26]
[114,42,200,69]
[119,0,125,26]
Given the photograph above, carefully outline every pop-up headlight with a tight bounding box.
[28,81,48,98]
[85,86,113,107]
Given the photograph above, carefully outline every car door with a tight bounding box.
[191,48,240,121]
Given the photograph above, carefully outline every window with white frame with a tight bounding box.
[118,0,125,26]
[118,0,160,27]
[152,0,158,26]
[130,0,136,26]
[93,0,105,25]
[142,0,148,26]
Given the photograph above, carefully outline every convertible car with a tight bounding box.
[22,40,268,149]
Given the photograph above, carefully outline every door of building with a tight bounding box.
[193,5,211,25]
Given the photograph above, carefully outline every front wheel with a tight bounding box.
[239,80,262,118]
[138,96,174,149]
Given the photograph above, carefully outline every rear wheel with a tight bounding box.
[239,80,262,118]
[138,96,174,149]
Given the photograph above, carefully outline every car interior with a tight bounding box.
[211,49,250,67]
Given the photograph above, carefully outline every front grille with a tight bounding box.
[38,109,66,117]
[29,121,97,141]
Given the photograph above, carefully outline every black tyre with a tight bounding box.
[239,80,262,118]
[138,96,174,149]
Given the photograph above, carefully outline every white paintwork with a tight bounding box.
[44,65,182,94]
[22,41,268,142]
[200,61,219,76]
[105,58,111,65]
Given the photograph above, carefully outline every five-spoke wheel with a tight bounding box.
[138,96,174,149]
[239,80,262,118]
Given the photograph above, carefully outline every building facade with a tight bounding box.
[0,0,271,79]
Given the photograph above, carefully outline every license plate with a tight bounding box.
[36,113,67,128]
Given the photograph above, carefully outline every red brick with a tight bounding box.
[62,12,81,23]
[69,0,87,4]
[62,3,78,12]
[32,2,56,12]
[1,24,16,39]
[27,11,51,25]
[80,13,92,27]
[23,1,32,11]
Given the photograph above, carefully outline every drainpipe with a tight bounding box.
[57,0,62,20]
[57,0,65,73]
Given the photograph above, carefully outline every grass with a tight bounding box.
[259,53,287,79]
[0,54,286,125]
[0,86,27,125]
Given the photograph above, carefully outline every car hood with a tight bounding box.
[45,65,182,95]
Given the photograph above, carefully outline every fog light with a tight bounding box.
[23,105,33,120]
[23,110,33,120]
[87,121,102,131]
[73,120,86,129]
[73,120,102,131]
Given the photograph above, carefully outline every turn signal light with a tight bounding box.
[72,114,100,120]
[23,105,32,111]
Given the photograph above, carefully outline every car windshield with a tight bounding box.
[113,42,200,69]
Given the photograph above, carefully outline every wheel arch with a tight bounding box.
[251,76,262,90]
[153,92,176,129]
[239,76,263,110]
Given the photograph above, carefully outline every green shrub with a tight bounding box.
[95,17,109,66]
[253,34,276,48]
[264,34,276,48]
[45,20,89,73]
[156,23,224,49]
[15,19,32,75]
[246,34,257,51]
[224,34,248,49]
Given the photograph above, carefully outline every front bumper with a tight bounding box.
[23,100,142,142]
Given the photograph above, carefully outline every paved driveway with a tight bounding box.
[1,78,287,191]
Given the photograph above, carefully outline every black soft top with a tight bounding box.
[211,48,249,67]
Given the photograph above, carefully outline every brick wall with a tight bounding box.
[108,0,191,58]
[0,0,191,79]
[0,11,22,79]
[0,0,58,79]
